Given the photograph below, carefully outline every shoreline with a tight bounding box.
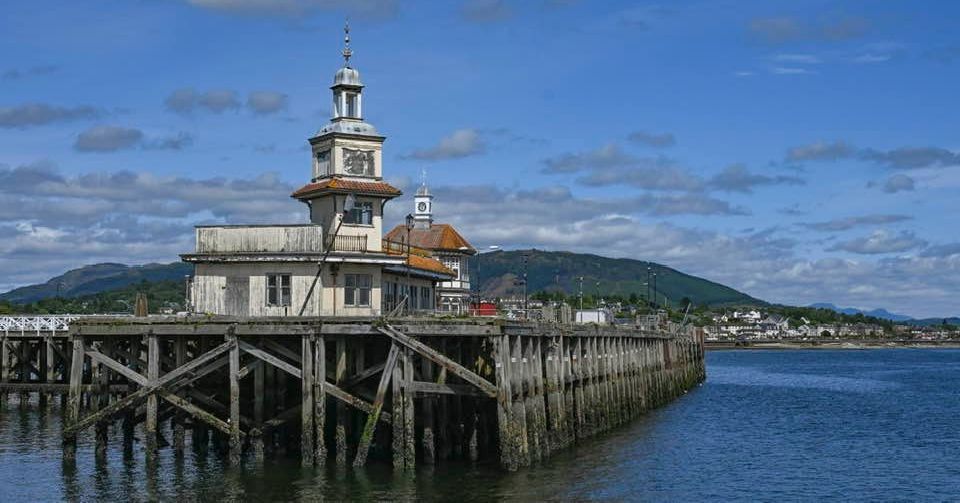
[706,340,960,351]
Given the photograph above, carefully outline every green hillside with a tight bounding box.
[0,250,761,312]
[0,262,193,304]
[0,279,189,315]
[470,250,760,307]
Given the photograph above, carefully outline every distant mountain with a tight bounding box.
[0,262,193,304]
[809,303,914,322]
[471,250,761,307]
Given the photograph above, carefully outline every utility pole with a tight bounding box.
[578,276,584,311]
[521,252,529,319]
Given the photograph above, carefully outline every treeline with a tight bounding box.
[528,290,933,330]
[0,280,187,315]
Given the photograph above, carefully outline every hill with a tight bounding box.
[1,251,760,310]
[0,279,189,315]
[470,250,760,307]
[0,262,193,304]
[809,303,913,322]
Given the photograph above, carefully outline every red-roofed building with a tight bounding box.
[385,182,476,313]
[181,36,454,317]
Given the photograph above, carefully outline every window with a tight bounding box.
[344,201,373,225]
[266,274,291,306]
[421,286,432,310]
[344,274,372,307]
[346,93,358,117]
[442,257,460,279]
[315,149,331,176]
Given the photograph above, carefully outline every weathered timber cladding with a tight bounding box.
[195,225,325,254]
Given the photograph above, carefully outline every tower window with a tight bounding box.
[344,201,373,225]
[346,93,358,117]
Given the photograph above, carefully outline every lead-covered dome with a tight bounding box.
[334,66,362,87]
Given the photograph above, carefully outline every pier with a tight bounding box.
[1,315,704,471]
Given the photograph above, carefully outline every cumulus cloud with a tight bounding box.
[881,174,915,193]
[786,140,855,161]
[74,125,144,152]
[73,126,193,153]
[860,147,960,170]
[627,130,676,147]
[402,129,486,160]
[829,230,927,255]
[542,144,705,192]
[166,88,293,116]
[0,103,101,129]
[247,91,288,115]
[709,164,804,193]
[382,182,959,317]
[786,141,960,170]
[0,161,307,291]
[800,214,913,232]
[461,0,512,22]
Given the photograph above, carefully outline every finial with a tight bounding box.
[342,19,353,66]
[419,168,427,187]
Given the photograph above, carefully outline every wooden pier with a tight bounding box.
[2,316,705,471]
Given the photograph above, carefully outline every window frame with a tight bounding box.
[344,273,373,307]
[343,200,374,226]
[266,273,292,307]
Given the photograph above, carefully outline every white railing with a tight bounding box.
[0,315,78,333]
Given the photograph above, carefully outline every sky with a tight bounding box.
[1,0,959,318]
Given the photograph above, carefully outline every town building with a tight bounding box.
[182,26,454,316]
[384,180,476,313]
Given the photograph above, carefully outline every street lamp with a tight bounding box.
[405,214,414,309]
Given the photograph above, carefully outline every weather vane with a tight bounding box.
[342,19,352,66]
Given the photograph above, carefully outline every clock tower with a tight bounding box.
[413,180,433,230]
[291,22,402,253]
[306,22,384,182]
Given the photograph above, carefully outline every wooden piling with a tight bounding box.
[301,334,315,467]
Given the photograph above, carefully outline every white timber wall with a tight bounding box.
[192,262,387,317]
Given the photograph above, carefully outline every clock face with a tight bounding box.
[343,148,374,175]
[418,202,427,212]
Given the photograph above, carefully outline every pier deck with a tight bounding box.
[2,315,705,471]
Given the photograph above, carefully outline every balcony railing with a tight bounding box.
[331,234,368,252]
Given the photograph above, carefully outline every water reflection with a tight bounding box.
[3,350,960,501]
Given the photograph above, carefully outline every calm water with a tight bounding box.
[2,349,959,501]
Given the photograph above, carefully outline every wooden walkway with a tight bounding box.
[2,316,705,471]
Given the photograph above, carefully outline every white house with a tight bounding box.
[384,181,476,314]
[182,27,455,317]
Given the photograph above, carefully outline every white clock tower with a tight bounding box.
[413,180,433,230]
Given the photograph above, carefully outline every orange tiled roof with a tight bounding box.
[384,224,476,253]
[406,254,455,276]
[291,178,402,199]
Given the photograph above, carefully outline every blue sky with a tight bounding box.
[2,0,959,317]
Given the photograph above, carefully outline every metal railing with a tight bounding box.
[0,315,78,333]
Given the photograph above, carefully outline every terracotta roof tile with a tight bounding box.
[405,254,456,276]
[291,178,402,199]
[383,224,475,253]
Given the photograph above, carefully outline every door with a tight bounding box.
[224,276,250,316]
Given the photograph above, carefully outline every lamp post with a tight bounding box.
[405,213,414,310]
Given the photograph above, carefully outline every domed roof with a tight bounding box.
[416,184,431,197]
[314,119,380,138]
[334,66,362,87]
